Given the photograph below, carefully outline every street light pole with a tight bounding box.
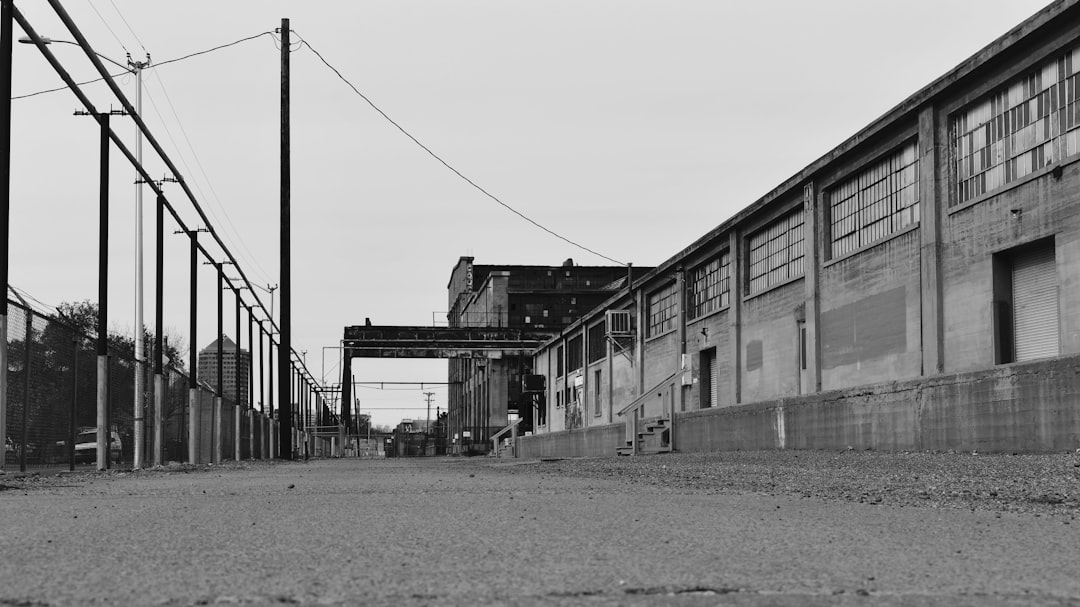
[16,35,151,469]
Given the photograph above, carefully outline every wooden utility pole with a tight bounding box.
[278,18,292,459]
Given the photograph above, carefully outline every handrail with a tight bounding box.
[615,371,678,417]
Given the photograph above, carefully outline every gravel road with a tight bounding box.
[0,450,1078,606]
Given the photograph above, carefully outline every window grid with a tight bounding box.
[587,321,606,364]
[647,283,678,337]
[567,335,583,372]
[830,141,920,258]
[953,46,1080,205]
[748,210,805,294]
[687,252,731,319]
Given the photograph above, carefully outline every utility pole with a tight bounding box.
[152,191,164,466]
[424,391,435,442]
[131,51,149,471]
[95,112,111,471]
[278,17,292,459]
[0,0,12,472]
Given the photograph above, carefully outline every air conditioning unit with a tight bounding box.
[605,309,633,337]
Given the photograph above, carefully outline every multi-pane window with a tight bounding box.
[646,282,678,337]
[567,335,583,372]
[748,210,805,294]
[829,141,920,258]
[587,321,606,364]
[687,252,731,319]
[953,45,1080,205]
[556,345,564,377]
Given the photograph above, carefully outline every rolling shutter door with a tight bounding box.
[709,353,718,408]
[1012,245,1058,361]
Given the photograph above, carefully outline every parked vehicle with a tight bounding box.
[54,428,122,464]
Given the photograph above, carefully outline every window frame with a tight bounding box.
[646,281,678,338]
[686,251,731,320]
[746,208,805,295]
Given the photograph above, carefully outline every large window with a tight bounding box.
[748,209,805,294]
[953,45,1080,205]
[646,282,678,337]
[587,321,606,364]
[567,335,583,372]
[687,252,730,319]
[829,142,919,258]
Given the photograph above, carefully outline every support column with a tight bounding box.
[919,106,945,375]
[152,192,164,466]
[187,231,198,464]
[0,0,12,471]
[729,230,743,405]
[96,114,110,471]
[803,182,822,393]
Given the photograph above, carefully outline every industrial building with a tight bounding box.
[445,257,648,454]
[518,0,1080,457]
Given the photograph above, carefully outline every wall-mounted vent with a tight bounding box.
[606,310,633,337]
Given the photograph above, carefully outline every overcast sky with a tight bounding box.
[7,0,1053,428]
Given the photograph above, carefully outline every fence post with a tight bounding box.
[69,329,78,471]
[20,308,31,472]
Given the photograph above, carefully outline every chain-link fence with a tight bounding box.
[3,298,281,472]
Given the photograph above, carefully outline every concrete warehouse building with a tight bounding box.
[518,0,1080,457]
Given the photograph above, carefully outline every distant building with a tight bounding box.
[446,257,652,454]
[198,335,250,406]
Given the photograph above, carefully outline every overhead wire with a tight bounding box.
[106,0,148,55]
[82,0,129,55]
[292,32,628,267]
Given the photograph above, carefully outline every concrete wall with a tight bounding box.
[739,279,804,403]
[819,229,923,389]
[674,354,1080,454]
[517,423,625,459]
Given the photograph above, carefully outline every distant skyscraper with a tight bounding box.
[198,335,250,406]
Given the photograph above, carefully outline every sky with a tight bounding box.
[6,0,1054,429]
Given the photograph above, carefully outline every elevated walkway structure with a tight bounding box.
[340,325,554,432]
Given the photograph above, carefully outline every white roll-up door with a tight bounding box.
[1012,244,1059,362]
[709,353,718,408]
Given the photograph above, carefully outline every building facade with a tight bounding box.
[446,257,647,454]
[197,336,251,407]
[521,0,1080,456]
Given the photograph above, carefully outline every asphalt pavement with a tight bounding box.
[1,456,1078,606]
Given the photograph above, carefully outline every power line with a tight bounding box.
[294,34,627,267]
[82,0,129,55]
[11,32,275,101]
[106,0,148,55]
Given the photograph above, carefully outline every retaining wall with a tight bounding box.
[520,355,1080,457]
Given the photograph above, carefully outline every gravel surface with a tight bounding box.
[487,449,1080,517]
[3,449,1079,519]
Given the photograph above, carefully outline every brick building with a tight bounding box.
[521,0,1080,456]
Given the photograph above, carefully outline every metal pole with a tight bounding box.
[96,113,110,472]
[214,263,223,464]
[234,287,241,461]
[20,308,31,472]
[248,307,254,459]
[0,0,12,473]
[259,320,265,458]
[132,58,146,471]
[187,231,198,465]
[278,17,292,459]
[70,330,78,472]
[153,192,164,466]
[268,338,275,458]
